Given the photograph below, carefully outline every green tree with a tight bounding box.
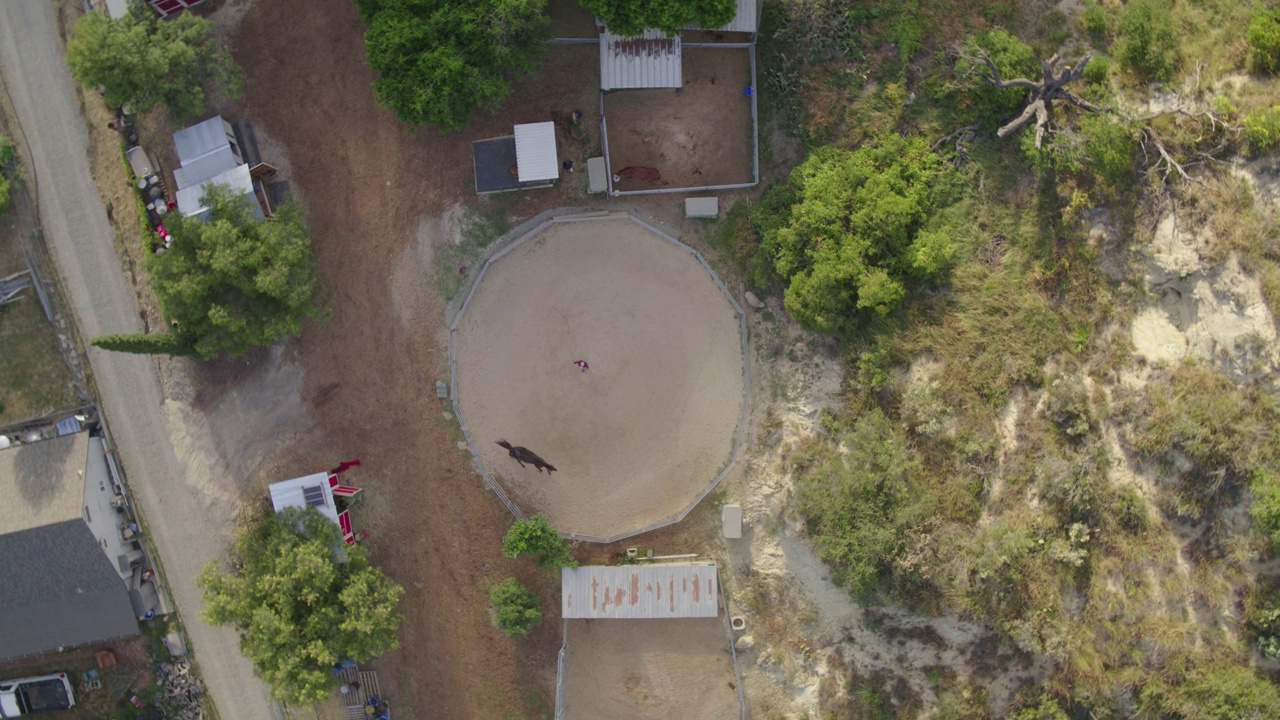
[1248,5,1280,74]
[90,332,197,357]
[1079,113,1136,187]
[1114,0,1178,82]
[65,9,241,120]
[356,0,549,130]
[757,133,959,335]
[489,577,542,637]
[502,514,577,569]
[198,507,404,706]
[137,186,324,359]
[579,0,736,36]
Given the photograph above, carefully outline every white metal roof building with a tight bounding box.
[561,563,720,619]
[600,30,683,90]
[514,122,560,183]
[269,471,340,525]
[175,164,261,221]
[171,115,265,219]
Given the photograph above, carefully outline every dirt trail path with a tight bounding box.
[229,1,549,714]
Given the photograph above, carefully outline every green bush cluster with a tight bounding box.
[1114,0,1178,82]
[501,514,577,569]
[1079,114,1136,187]
[1080,0,1110,40]
[1245,106,1280,154]
[489,577,542,638]
[792,409,926,596]
[1082,55,1111,85]
[755,133,961,336]
[1248,5,1280,74]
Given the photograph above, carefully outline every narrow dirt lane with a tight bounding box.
[0,3,281,718]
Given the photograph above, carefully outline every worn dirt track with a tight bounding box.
[231,1,557,715]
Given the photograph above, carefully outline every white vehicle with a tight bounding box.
[0,673,75,717]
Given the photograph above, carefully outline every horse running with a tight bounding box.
[496,440,558,474]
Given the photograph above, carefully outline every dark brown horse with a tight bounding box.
[496,440,557,473]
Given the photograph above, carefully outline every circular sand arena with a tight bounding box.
[452,216,745,540]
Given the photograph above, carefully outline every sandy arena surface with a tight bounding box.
[454,217,745,539]
[563,617,741,720]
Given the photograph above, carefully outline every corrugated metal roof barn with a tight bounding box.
[562,563,719,619]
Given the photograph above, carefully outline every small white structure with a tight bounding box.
[269,472,340,525]
[587,157,607,194]
[600,30,683,90]
[721,504,742,539]
[268,471,362,545]
[514,122,560,183]
[685,197,720,219]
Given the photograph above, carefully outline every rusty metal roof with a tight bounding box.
[600,30,683,90]
[562,563,719,619]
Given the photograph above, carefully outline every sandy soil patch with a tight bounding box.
[603,48,755,192]
[454,217,745,539]
[563,617,741,720]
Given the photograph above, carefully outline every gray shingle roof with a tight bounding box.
[0,519,139,660]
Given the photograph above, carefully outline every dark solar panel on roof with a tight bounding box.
[302,484,326,508]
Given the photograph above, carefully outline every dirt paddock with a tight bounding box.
[603,48,755,192]
[562,616,742,720]
[452,216,746,539]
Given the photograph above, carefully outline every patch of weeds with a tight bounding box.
[433,201,511,301]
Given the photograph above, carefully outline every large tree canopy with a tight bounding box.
[355,0,548,130]
[147,186,324,359]
[198,508,405,706]
[759,134,960,335]
[580,0,737,36]
[65,8,241,120]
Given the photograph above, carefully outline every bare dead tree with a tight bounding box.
[963,47,1106,149]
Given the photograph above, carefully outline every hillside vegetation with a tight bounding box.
[720,0,1280,716]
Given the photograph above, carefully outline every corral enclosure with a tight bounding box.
[451,216,747,540]
[602,48,756,193]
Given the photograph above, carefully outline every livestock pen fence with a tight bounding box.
[445,209,751,544]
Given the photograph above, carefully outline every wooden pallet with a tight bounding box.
[342,668,382,719]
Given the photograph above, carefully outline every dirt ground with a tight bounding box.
[562,616,741,719]
[41,0,769,716]
[453,217,745,540]
[603,48,755,192]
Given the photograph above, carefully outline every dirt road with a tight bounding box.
[0,3,281,718]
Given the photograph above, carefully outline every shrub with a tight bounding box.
[0,133,13,215]
[1252,470,1280,546]
[1248,5,1280,74]
[1114,0,1178,82]
[792,409,922,596]
[1083,55,1111,85]
[1080,0,1110,40]
[1245,106,1280,154]
[1080,114,1136,187]
[579,0,736,36]
[501,515,577,569]
[490,577,542,638]
[900,380,950,437]
[1157,665,1280,719]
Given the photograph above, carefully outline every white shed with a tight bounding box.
[268,472,340,525]
[514,122,560,183]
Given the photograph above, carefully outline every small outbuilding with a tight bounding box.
[473,122,560,194]
[268,471,363,546]
[599,30,683,91]
[171,115,276,221]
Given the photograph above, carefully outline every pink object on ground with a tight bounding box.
[573,360,589,371]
